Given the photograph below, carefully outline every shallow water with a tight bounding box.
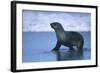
[22,32,91,63]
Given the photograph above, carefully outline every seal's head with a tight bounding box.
[50,22,63,30]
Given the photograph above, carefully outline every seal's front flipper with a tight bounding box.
[52,41,61,51]
[69,46,75,51]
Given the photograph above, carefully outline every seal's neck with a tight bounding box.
[55,29,66,41]
[55,26,65,33]
[55,28,65,34]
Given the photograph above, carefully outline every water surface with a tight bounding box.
[22,32,91,63]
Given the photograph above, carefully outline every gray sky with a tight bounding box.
[22,10,91,32]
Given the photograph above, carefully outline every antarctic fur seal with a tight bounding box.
[50,22,84,51]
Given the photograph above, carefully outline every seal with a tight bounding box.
[50,22,84,51]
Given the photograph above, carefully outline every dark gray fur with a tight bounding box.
[50,22,84,51]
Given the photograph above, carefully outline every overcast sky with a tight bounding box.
[22,10,91,32]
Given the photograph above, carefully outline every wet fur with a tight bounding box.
[50,22,84,51]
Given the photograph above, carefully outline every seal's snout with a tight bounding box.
[50,23,54,28]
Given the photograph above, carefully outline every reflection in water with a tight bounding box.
[23,48,90,63]
[54,49,83,61]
